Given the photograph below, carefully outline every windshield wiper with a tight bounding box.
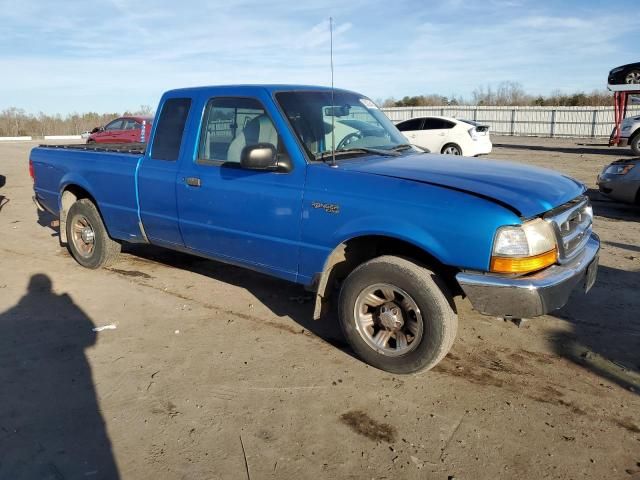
[390,143,430,153]
[317,147,400,161]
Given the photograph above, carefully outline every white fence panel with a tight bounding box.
[43,135,82,140]
[0,136,32,141]
[381,106,640,138]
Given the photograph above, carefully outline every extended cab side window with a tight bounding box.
[197,97,279,165]
[151,98,192,161]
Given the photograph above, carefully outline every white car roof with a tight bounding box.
[399,115,461,123]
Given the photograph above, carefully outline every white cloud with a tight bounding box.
[0,0,638,112]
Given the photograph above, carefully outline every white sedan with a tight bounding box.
[395,116,492,156]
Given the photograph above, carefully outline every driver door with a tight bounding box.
[176,95,305,279]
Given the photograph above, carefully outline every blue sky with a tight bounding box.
[1,0,638,114]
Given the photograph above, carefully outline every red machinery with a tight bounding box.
[609,84,640,146]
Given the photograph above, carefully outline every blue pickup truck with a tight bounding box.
[30,85,599,373]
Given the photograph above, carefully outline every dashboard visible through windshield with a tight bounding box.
[275,90,410,160]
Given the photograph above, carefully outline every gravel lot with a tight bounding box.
[0,137,638,479]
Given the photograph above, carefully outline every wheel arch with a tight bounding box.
[311,234,460,320]
[441,142,463,155]
[59,183,100,244]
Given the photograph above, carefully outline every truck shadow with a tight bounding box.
[551,265,640,394]
[493,143,634,157]
[586,188,640,222]
[122,244,352,354]
[0,274,120,479]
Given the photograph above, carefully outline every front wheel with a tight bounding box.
[66,199,121,269]
[338,256,458,374]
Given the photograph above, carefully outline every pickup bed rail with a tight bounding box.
[39,143,146,155]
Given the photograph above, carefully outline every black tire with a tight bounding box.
[338,256,457,374]
[629,132,640,156]
[441,143,462,155]
[66,199,120,269]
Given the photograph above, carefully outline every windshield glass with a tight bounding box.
[276,90,408,160]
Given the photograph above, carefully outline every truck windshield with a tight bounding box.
[276,91,408,160]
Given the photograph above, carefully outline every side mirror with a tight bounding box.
[240,143,279,171]
[90,127,102,134]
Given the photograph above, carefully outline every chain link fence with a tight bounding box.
[381,105,640,138]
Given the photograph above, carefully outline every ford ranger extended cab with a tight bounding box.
[30,85,600,373]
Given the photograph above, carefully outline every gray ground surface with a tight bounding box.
[0,137,638,479]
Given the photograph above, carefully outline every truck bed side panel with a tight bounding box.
[31,147,145,242]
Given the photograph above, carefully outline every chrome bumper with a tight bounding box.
[456,233,600,318]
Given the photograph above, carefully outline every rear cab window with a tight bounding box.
[151,98,192,161]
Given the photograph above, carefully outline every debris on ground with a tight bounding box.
[92,324,117,332]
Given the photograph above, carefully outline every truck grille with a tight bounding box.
[544,196,593,263]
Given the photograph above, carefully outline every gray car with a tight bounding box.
[597,158,640,204]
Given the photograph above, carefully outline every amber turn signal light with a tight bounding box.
[490,249,557,274]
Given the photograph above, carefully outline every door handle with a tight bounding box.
[184,177,201,187]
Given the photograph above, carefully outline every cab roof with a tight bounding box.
[163,84,362,97]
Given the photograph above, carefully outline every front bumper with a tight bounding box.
[597,174,639,204]
[456,233,600,318]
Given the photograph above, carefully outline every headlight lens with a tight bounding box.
[491,219,557,273]
[605,164,635,175]
[611,67,624,74]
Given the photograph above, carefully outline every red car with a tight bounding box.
[87,115,153,144]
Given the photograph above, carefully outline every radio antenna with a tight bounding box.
[329,16,336,167]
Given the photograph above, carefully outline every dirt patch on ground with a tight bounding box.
[340,410,397,443]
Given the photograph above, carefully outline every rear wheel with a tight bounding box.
[338,256,458,374]
[66,199,120,269]
[441,143,462,155]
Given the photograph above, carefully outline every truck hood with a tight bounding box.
[339,153,585,218]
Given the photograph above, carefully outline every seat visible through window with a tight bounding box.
[198,97,279,165]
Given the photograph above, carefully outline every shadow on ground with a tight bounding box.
[122,244,350,353]
[552,265,640,393]
[0,274,120,479]
[586,188,640,222]
[494,143,635,157]
[0,174,7,213]
[33,213,350,354]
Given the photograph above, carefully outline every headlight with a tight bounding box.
[605,164,635,175]
[611,67,624,74]
[491,219,557,274]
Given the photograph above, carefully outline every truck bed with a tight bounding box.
[39,143,146,155]
[31,142,146,242]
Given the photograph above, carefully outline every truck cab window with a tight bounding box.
[151,98,191,161]
[197,97,279,165]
